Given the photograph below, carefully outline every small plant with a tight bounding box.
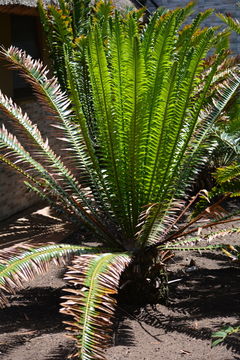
[212,324,240,347]
[211,244,240,348]
[213,7,240,195]
[0,2,240,359]
[193,9,240,206]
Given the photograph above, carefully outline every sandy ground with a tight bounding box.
[0,205,239,360]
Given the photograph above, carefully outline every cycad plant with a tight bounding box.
[191,9,240,203]
[1,3,240,359]
[210,122,240,197]
[213,10,240,195]
[191,100,240,202]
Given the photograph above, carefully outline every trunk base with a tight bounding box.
[118,249,170,306]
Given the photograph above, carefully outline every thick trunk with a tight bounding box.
[118,249,170,305]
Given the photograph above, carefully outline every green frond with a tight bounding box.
[136,56,240,247]
[0,90,92,206]
[60,253,131,360]
[212,128,240,163]
[141,7,168,57]
[125,35,148,226]
[0,155,56,211]
[0,243,103,308]
[176,66,240,187]
[0,125,103,233]
[86,19,143,232]
[71,0,92,36]
[0,48,120,242]
[215,163,240,183]
[87,26,117,172]
[159,28,214,162]
[1,47,94,182]
[87,25,118,183]
[64,41,116,212]
[160,226,240,251]
[216,178,240,197]
[217,13,240,35]
[0,154,45,191]
[38,0,75,87]
[1,46,95,167]
[176,9,213,55]
[162,243,224,252]
[142,11,179,204]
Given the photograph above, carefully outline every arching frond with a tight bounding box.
[139,66,240,247]
[38,0,92,88]
[61,253,131,360]
[159,226,240,251]
[0,125,112,239]
[215,162,240,184]
[217,13,240,35]
[0,243,104,308]
[1,47,95,183]
[0,90,93,206]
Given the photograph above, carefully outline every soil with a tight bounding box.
[0,204,240,360]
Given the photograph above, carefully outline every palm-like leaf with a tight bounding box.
[61,253,131,359]
[213,162,240,197]
[216,163,240,183]
[217,12,240,35]
[0,243,103,308]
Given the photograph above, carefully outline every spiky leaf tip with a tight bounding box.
[0,243,102,308]
[60,253,131,360]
